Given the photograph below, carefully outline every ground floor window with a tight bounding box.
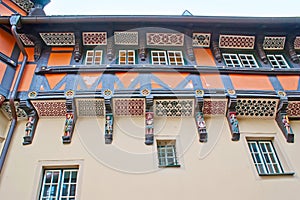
[157,140,180,167]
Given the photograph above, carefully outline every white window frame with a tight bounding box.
[40,168,78,200]
[151,51,168,65]
[167,51,184,65]
[223,53,259,68]
[248,140,283,175]
[85,50,103,65]
[118,50,135,64]
[157,140,179,167]
[267,54,289,68]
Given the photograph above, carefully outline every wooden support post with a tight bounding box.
[195,95,207,142]
[104,98,113,144]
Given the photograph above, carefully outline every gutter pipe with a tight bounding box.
[0,14,28,174]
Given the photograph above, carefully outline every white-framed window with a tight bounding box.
[85,50,103,65]
[39,168,78,200]
[267,54,289,68]
[157,140,179,167]
[247,140,283,175]
[223,53,259,68]
[119,50,135,64]
[151,50,184,65]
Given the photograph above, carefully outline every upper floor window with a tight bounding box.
[247,140,283,175]
[267,54,289,68]
[119,50,135,64]
[157,140,180,167]
[223,53,259,68]
[39,168,78,200]
[151,50,184,65]
[85,50,103,65]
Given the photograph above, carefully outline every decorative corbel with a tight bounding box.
[104,97,113,144]
[185,30,195,61]
[26,34,43,62]
[0,95,5,107]
[19,100,39,145]
[62,98,77,144]
[74,32,82,62]
[145,97,154,145]
[195,92,207,142]
[139,30,147,61]
[212,41,222,63]
[227,92,240,141]
[256,40,268,64]
[275,92,294,143]
[107,38,114,61]
[287,35,299,63]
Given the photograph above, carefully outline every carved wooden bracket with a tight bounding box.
[74,32,82,62]
[19,100,39,145]
[287,36,299,63]
[104,98,113,144]
[139,48,147,61]
[256,41,268,64]
[275,94,294,143]
[62,98,76,144]
[195,96,207,142]
[227,97,240,141]
[145,97,154,145]
[26,34,43,62]
[212,41,222,63]
[107,39,114,61]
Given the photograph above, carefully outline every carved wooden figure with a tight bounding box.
[145,112,154,145]
[279,114,294,142]
[229,112,240,141]
[23,116,36,145]
[105,113,114,144]
[195,112,207,142]
[62,113,74,143]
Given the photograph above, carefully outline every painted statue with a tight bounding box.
[105,114,113,135]
[196,112,206,133]
[145,112,154,135]
[230,113,239,133]
[282,114,291,134]
[25,116,34,136]
[64,113,74,137]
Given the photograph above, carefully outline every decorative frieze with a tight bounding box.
[154,99,194,117]
[203,99,227,115]
[19,34,34,46]
[287,101,300,118]
[31,100,66,117]
[147,33,184,46]
[294,37,300,50]
[11,0,34,12]
[0,101,27,120]
[39,32,75,46]
[263,36,286,50]
[114,32,138,45]
[114,98,145,116]
[76,99,105,117]
[82,32,107,45]
[236,99,278,118]
[219,35,255,49]
[192,33,211,47]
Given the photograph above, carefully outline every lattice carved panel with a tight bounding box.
[82,32,107,45]
[39,33,75,46]
[11,0,34,12]
[219,35,255,49]
[154,99,194,117]
[32,100,66,117]
[147,33,184,46]
[287,101,300,118]
[236,99,278,118]
[263,36,286,50]
[192,33,211,47]
[294,37,300,50]
[0,102,27,120]
[203,99,227,115]
[114,99,145,116]
[114,32,138,45]
[76,99,105,117]
[19,34,34,46]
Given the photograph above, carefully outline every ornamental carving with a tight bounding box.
[82,32,107,45]
[39,33,75,46]
[294,37,300,50]
[76,99,105,117]
[154,99,194,117]
[219,35,255,49]
[11,0,34,12]
[235,99,278,118]
[114,32,138,45]
[263,36,286,50]
[19,34,34,46]
[0,101,27,120]
[114,99,145,116]
[147,33,184,46]
[31,100,66,117]
[192,33,211,47]
[203,100,227,115]
[287,101,300,118]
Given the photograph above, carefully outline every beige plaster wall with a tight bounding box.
[0,116,299,200]
[0,111,9,153]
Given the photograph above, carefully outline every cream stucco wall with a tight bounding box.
[0,116,299,200]
[0,111,9,153]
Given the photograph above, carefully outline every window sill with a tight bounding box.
[158,164,181,168]
[259,172,295,176]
